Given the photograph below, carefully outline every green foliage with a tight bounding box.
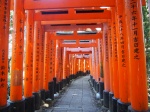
[9,11,13,34]
[142,4,150,74]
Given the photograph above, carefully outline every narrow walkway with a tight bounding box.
[47,76,101,112]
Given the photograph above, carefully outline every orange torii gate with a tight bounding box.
[0,0,149,112]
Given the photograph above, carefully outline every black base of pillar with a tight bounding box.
[45,90,50,99]
[40,89,46,102]
[92,79,95,87]
[94,80,97,91]
[117,100,130,112]
[112,97,118,112]
[62,79,66,87]
[56,82,60,93]
[97,83,100,93]
[87,70,90,74]
[25,96,35,112]
[103,90,109,108]
[128,105,150,112]
[77,72,80,77]
[33,92,40,110]
[66,77,70,85]
[68,75,71,83]
[48,81,54,100]
[53,77,57,94]
[90,75,93,80]
[109,92,114,112]
[69,75,72,81]
[71,74,73,79]
[60,81,63,91]
[72,74,75,79]
[100,82,104,99]
[9,99,25,112]
[0,104,10,112]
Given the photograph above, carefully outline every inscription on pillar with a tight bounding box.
[130,0,140,60]
[118,15,126,67]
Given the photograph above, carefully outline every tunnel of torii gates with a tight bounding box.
[0,0,149,112]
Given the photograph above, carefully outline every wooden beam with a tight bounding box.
[60,43,97,47]
[34,10,111,21]
[44,24,102,31]
[49,33,102,40]
[41,19,109,25]
[66,48,92,51]
[67,51,92,54]
[24,0,115,10]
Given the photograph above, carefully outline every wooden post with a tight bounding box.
[43,32,50,96]
[103,23,110,108]
[9,0,25,111]
[111,7,120,112]
[99,38,104,99]
[115,0,131,111]
[126,0,149,111]
[48,39,54,100]
[32,21,41,110]
[39,26,45,101]
[62,47,67,87]
[0,0,11,111]
[108,19,114,112]
[24,10,35,112]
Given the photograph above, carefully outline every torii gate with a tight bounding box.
[0,0,149,112]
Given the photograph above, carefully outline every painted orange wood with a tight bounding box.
[10,0,25,101]
[0,0,10,106]
[24,10,34,98]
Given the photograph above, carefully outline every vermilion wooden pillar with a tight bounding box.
[48,39,54,100]
[91,47,96,88]
[9,0,25,111]
[108,21,114,112]
[54,40,58,79]
[54,40,61,93]
[89,55,92,73]
[99,38,104,99]
[39,26,45,101]
[24,10,35,112]
[111,7,120,112]
[95,47,100,93]
[32,21,41,110]
[59,47,63,90]
[66,51,70,84]
[97,39,101,82]
[103,23,110,108]
[49,40,53,82]
[52,40,57,94]
[69,55,72,78]
[80,58,84,73]
[115,0,130,111]
[62,47,67,86]
[85,58,89,74]
[0,0,11,111]
[72,55,75,78]
[94,47,98,82]
[125,0,149,111]
[73,57,77,77]
[75,57,78,75]
[75,58,79,77]
[43,32,50,97]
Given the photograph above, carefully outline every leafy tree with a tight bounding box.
[142,3,150,75]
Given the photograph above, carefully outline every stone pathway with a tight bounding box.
[46,76,101,112]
